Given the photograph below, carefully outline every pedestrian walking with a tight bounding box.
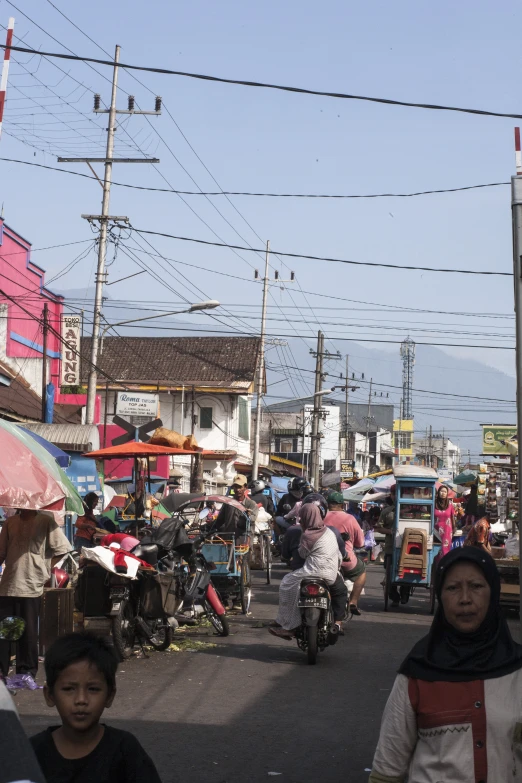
[0,509,70,685]
[369,547,522,782]
[434,485,455,557]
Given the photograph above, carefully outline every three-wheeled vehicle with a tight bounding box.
[383,466,441,613]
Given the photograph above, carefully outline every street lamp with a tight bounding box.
[99,299,220,352]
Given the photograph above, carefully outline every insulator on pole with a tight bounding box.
[274,270,279,280]
[94,94,101,110]
[155,96,162,112]
[128,95,135,111]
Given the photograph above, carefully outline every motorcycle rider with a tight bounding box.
[274,477,311,536]
[247,479,276,517]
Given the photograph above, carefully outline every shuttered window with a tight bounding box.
[200,407,213,429]
[238,397,249,440]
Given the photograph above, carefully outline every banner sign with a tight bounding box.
[340,459,355,479]
[481,425,517,455]
[437,468,454,483]
[60,314,82,386]
[116,391,158,418]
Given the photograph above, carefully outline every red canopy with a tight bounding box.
[84,442,201,459]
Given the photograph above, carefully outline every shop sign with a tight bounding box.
[481,425,517,455]
[340,459,355,479]
[116,391,158,418]
[60,315,82,386]
[437,468,454,483]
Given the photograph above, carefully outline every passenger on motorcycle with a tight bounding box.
[247,479,275,517]
[324,491,367,616]
[269,503,348,640]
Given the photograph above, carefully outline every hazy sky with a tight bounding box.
[0,0,518,445]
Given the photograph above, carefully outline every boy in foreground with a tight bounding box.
[30,632,162,783]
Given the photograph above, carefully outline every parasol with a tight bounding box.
[0,421,67,511]
[6,421,83,514]
[453,469,478,486]
[343,478,375,502]
[84,442,200,459]
[19,427,70,468]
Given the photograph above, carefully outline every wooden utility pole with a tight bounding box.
[309,331,324,488]
[345,354,350,459]
[364,379,373,475]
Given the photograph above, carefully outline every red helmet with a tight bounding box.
[51,567,69,588]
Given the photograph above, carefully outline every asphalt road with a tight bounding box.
[18,563,438,783]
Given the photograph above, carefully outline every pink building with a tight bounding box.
[0,218,63,394]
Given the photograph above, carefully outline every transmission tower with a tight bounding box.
[400,337,415,420]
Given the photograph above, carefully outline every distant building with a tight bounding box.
[261,399,394,477]
[393,418,414,462]
[80,335,261,487]
[413,433,461,474]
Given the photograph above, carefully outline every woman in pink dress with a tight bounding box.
[434,485,455,557]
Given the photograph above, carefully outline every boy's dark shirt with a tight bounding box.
[30,725,161,783]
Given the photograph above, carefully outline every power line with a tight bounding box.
[0,156,510,201]
[126,227,511,277]
[5,43,522,121]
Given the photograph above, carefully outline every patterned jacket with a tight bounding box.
[369,669,522,782]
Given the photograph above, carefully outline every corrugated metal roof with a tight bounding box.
[23,423,100,453]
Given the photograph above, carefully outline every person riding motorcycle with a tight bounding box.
[274,477,312,535]
[248,479,276,517]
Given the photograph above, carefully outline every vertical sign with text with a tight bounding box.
[60,314,82,386]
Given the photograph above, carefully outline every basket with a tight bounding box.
[140,573,178,618]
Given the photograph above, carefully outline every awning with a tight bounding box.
[23,423,100,453]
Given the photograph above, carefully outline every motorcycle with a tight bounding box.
[75,540,182,661]
[178,534,229,637]
[296,577,340,665]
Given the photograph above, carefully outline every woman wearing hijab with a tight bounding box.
[369,547,522,783]
[269,504,343,640]
[434,484,455,558]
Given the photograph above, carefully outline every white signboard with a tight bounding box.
[60,315,82,386]
[437,468,454,483]
[116,391,158,418]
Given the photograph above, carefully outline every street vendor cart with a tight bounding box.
[383,465,441,613]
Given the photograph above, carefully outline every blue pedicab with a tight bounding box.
[176,495,253,614]
[383,466,441,614]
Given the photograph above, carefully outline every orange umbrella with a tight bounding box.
[84,442,201,459]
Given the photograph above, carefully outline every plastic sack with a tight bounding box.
[505,534,519,558]
[81,545,140,579]
[372,543,382,560]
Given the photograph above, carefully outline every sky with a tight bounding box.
[0,0,519,456]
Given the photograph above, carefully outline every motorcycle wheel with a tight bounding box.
[112,599,136,660]
[204,600,230,636]
[240,555,252,614]
[307,625,318,665]
[148,620,173,651]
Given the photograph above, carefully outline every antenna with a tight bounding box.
[400,336,415,420]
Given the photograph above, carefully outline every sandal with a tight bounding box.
[268,627,294,641]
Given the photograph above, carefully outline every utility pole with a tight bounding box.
[251,245,293,479]
[57,45,161,424]
[309,334,341,487]
[429,425,433,468]
[344,355,350,459]
[0,18,14,144]
[510,150,522,625]
[364,379,373,475]
[41,303,48,423]
[309,331,324,488]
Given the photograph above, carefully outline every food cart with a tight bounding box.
[383,465,441,613]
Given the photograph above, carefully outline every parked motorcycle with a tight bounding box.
[296,577,340,665]
[179,534,229,637]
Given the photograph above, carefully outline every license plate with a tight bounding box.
[298,597,328,609]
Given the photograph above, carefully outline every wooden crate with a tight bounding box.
[39,587,74,655]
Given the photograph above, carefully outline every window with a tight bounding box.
[394,432,412,450]
[238,397,249,440]
[199,407,213,429]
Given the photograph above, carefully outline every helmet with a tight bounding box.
[301,492,328,520]
[289,477,309,493]
[248,479,266,494]
[301,482,313,498]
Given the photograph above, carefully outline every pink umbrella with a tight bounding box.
[0,424,65,511]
